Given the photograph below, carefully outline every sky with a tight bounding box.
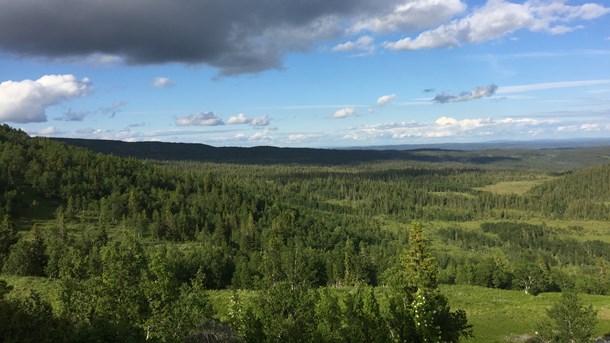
[0,0,609,148]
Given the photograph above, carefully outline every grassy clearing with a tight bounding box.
[1,275,61,310]
[430,191,477,199]
[474,178,552,195]
[208,285,610,343]
[442,285,610,343]
[3,276,609,342]
[428,219,610,243]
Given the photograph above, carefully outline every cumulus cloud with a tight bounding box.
[250,129,273,142]
[332,35,375,54]
[376,94,396,106]
[0,74,90,123]
[385,0,610,51]
[580,123,600,131]
[226,113,271,126]
[152,77,176,88]
[25,126,63,136]
[227,113,250,125]
[332,107,357,118]
[250,115,271,127]
[0,1,606,75]
[351,0,466,34]
[288,133,319,142]
[344,115,564,141]
[0,0,405,76]
[176,112,224,126]
[433,84,498,103]
[65,127,239,142]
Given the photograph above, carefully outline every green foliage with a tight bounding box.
[256,282,318,343]
[3,228,47,276]
[536,291,598,343]
[228,291,265,343]
[389,222,472,343]
[0,279,68,343]
[0,214,18,269]
[341,285,389,342]
[4,124,610,341]
[147,268,217,342]
[58,234,218,342]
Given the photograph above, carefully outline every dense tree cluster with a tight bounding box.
[1,124,610,341]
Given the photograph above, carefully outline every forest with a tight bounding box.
[1,123,610,342]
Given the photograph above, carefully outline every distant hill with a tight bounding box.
[52,137,610,170]
[349,138,610,151]
[52,137,519,165]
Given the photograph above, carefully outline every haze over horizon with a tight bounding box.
[1,0,609,147]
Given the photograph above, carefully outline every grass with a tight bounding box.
[474,179,552,195]
[1,275,61,309]
[427,219,610,243]
[208,285,610,343]
[430,191,477,199]
[442,285,610,343]
[3,275,609,343]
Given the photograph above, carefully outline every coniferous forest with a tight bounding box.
[1,124,610,342]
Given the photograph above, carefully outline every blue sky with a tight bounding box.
[0,0,609,147]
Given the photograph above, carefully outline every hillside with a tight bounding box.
[2,124,610,342]
[52,136,610,171]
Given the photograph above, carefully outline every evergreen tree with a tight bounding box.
[536,291,598,343]
[0,214,18,269]
[389,222,472,343]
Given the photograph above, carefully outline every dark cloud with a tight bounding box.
[0,0,395,76]
[100,101,128,118]
[58,109,92,121]
[433,84,498,103]
[422,88,435,93]
[57,101,126,121]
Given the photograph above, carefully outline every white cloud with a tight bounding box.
[385,0,610,51]
[250,115,271,127]
[226,113,271,126]
[249,129,273,142]
[435,116,458,126]
[153,77,176,88]
[376,94,396,106]
[175,112,224,126]
[227,113,250,124]
[346,115,563,142]
[580,123,600,131]
[332,35,375,54]
[556,125,578,132]
[26,126,63,136]
[0,74,90,123]
[39,126,59,135]
[352,0,466,34]
[288,133,319,142]
[332,107,357,118]
[498,79,610,94]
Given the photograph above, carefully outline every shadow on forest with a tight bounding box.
[53,138,520,166]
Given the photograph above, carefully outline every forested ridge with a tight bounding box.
[2,124,610,342]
